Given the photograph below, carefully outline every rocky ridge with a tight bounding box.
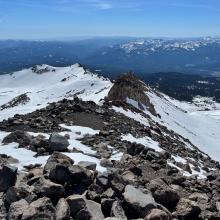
[0,72,220,219]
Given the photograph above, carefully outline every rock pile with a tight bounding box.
[0,151,220,219]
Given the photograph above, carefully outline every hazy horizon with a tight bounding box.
[1,35,220,41]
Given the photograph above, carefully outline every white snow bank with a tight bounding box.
[146,89,220,162]
[112,106,150,127]
[121,133,162,152]
[59,125,99,155]
[0,125,106,172]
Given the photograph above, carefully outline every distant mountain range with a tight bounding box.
[1,37,220,76]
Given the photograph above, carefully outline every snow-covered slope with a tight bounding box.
[146,89,220,161]
[1,65,220,171]
[0,63,112,121]
[115,82,220,162]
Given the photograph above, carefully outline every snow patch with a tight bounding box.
[121,133,162,152]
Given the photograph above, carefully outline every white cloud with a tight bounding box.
[96,2,112,10]
[81,0,112,10]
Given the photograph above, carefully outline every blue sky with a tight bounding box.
[0,0,220,39]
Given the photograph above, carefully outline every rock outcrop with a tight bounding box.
[107,73,156,115]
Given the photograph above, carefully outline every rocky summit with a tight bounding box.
[0,64,220,220]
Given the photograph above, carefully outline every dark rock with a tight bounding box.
[111,178,125,195]
[101,198,115,217]
[66,195,86,217]
[127,143,145,156]
[5,184,32,205]
[44,152,74,174]
[0,93,30,111]
[149,178,180,211]
[48,133,69,152]
[68,165,93,186]
[48,164,70,184]
[0,165,17,192]
[2,131,32,147]
[87,184,104,202]
[34,178,65,201]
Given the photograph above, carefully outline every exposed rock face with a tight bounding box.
[0,93,30,111]
[107,73,156,115]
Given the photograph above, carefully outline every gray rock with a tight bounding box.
[188,193,209,211]
[216,201,220,213]
[0,165,17,192]
[173,198,201,220]
[5,184,32,205]
[30,135,48,151]
[48,133,69,152]
[123,185,157,218]
[78,161,97,171]
[2,131,32,147]
[144,208,171,220]
[75,199,105,220]
[7,199,29,220]
[22,197,55,220]
[55,198,70,220]
[0,197,7,219]
[110,200,127,220]
[96,172,109,188]
[100,159,113,168]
